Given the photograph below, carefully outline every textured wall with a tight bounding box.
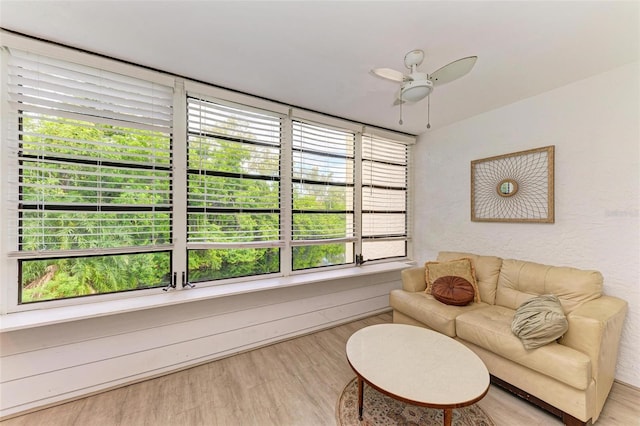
[413,61,639,387]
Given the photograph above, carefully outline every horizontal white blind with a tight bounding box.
[187,96,282,244]
[292,121,355,242]
[8,49,173,255]
[8,50,173,132]
[362,134,408,259]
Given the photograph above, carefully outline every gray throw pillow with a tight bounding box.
[511,294,568,349]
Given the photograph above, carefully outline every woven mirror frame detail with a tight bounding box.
[471,146,554,223]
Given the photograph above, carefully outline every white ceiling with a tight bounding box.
[1,1,638,135]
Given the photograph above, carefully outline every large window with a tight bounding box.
[186,97,282,282]
[361,134,409,260]
[2,39,413,309]
[292,121,355,270]
[7,48,174,304]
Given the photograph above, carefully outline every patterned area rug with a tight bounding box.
[336,377,495,426]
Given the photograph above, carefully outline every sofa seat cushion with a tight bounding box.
[456,306,592,390]
[389,289,488,337]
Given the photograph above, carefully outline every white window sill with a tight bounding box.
[0,261,413,333]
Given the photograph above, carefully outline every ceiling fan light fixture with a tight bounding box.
[400,79,433,102]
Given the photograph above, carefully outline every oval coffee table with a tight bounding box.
[346,323,490,426]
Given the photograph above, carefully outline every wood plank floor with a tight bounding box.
[2,312,638,426]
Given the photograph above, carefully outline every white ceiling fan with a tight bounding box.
[372,50,477,106]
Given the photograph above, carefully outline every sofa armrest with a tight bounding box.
[401,267,426,292]
[559,295,628,419]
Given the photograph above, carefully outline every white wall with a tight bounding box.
[414,61,639,387]
[0,271,401,418]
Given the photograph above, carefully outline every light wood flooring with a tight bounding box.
[2,312,638,426]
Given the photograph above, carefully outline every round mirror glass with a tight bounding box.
[497,179,518,197]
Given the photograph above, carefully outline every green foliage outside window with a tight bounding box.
[21,253,171,303]
[19,116,172,303]
[19,104,356,302]
[188,248,280,282]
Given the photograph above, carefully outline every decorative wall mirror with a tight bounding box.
[497,179,518,197]
[471,146,554,223]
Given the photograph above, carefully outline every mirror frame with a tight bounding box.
[470,146,554,223]
[497,179,518,197]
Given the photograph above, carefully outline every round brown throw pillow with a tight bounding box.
[431,275,475,306]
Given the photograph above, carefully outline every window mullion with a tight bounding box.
[354,130,363,259]
[172,79,188,288]
[1,46,17,314]
[406,146,414,260]
[281,111,293,277]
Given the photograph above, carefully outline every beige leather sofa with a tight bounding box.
[390,251,627,426]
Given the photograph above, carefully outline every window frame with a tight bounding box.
[0,33,415,313]
[361,133,410,262]
[185,94,285,283]
[290,118,357,271]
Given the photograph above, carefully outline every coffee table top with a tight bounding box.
[346,323,489,408]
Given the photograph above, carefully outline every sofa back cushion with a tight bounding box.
[437,251,503,304]
[495,258,603,313]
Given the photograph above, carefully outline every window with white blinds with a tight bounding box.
[7,48,174,303]
[291,121,355,270]
[361,134,409,260]
[2,37,415,309]
[186,96,282,282]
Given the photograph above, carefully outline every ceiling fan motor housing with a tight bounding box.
[401,79,434,102]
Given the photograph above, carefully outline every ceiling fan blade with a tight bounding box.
[430,56,477,86]
[371,67,406,82]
